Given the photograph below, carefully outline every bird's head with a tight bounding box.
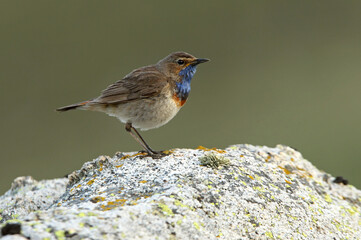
[157,52,209,79]
[157,52,209,103]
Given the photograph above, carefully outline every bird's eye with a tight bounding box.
[177,59,185,65]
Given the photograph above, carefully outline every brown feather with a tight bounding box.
[93,66,171,105]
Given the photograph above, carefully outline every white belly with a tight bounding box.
[104,94,181,130]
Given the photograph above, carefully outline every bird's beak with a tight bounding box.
[192,58,210,66]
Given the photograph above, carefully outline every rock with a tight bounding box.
[1,144,360,239]
[0,236,27,240]
[0,176,67,223]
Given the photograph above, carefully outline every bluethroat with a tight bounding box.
[57,52,209,157]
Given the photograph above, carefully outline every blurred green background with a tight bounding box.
[1,0,360,194]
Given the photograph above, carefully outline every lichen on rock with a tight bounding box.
[1,144,361,239]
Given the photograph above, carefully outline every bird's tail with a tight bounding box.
[56,100,91,112]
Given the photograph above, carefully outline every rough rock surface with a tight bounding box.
[0,176,67,223]
[1,144,361,239]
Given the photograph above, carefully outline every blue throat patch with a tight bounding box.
[176,65,197,100]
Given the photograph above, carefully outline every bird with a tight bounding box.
[57,52,209,157]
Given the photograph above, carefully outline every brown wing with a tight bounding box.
[94,66,170,104]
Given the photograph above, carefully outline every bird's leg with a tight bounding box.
[125,123,161,155]
[130,126,161,154]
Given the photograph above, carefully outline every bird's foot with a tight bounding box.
[138,150,172,159]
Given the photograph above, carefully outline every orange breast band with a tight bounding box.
[173,94,187,107]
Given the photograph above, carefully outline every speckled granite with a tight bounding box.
[1,144,360,239]
[0,176,67,223]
